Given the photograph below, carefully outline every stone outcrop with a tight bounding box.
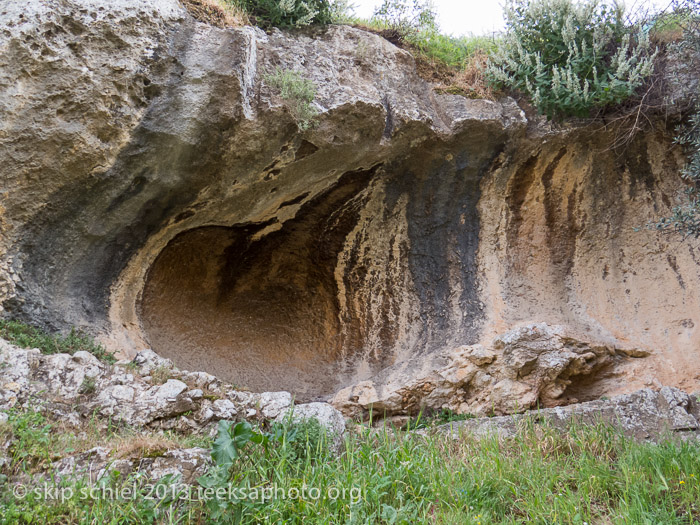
[439,387,700,444]
[51,446,211,486]
[0,339,345,435]
[332,323,645,419]
[1,0,699,414]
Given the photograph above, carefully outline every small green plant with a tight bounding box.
[79,375,97,395]
[487,0,657,119]
[264,68,319,130]
[234,0,334,28]
[0,319,116,364]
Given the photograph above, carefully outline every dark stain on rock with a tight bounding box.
[625,139,656,199]
[173,209,196,223]
[294,140,319,161]
[505,153,539,247]
[667,253,686,289]
[277,191,310,210]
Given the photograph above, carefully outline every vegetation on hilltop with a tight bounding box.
[486,0,657,119]
[653,0,700,238]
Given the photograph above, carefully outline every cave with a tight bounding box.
[140,168,393,400]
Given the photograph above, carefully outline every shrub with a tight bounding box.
[264,67,319,130]
[487,0,657,119]
[653,0,700,238]
[235,0,334,28]
[371,0,438,42]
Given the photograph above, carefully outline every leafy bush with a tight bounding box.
[264,68,319,130]
[371,0,437,41]
[653,0,700,238]
[487,0,657,119]
[654,105,700,237]
[0,319,115,364]
[235,0,334,28]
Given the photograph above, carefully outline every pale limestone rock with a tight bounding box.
[212,399,237,420]
[156,380,188,400]
[441,388,700,443]
[332,323,620,420]
[53,446,210,485]
[132,349,175,375]
[276,402,346,449]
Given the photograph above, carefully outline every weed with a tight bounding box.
[78,375,97,395]
[264,67,319,130]
[149,365,172,385]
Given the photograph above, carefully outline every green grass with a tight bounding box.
[411,31,499,69]
[407,407,475,430]
[649,9,695,44]
[351,15,498,70]
[0,319,115,364]
[1,407,699,524]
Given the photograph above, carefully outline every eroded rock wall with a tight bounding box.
[1,0,698,411]
[479,129,700,397]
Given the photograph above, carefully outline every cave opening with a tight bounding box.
[139,168,389,400]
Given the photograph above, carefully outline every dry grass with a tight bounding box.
[180,0,248,27]
[114,434,181,459]
[150,364,173,385]
[431,50,497,100]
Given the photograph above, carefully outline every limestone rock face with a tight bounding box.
[331,323,628,419]
[0,338,305,431]
[275,402,346,450]
[1,0,699,414]
[441,387,700,443]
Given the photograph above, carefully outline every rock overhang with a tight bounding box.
[1,0,699,414]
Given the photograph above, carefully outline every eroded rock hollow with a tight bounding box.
[2,0,699,416]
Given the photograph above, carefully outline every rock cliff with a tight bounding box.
[1,0,698,416]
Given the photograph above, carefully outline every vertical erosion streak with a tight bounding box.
[334,178,421,384]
